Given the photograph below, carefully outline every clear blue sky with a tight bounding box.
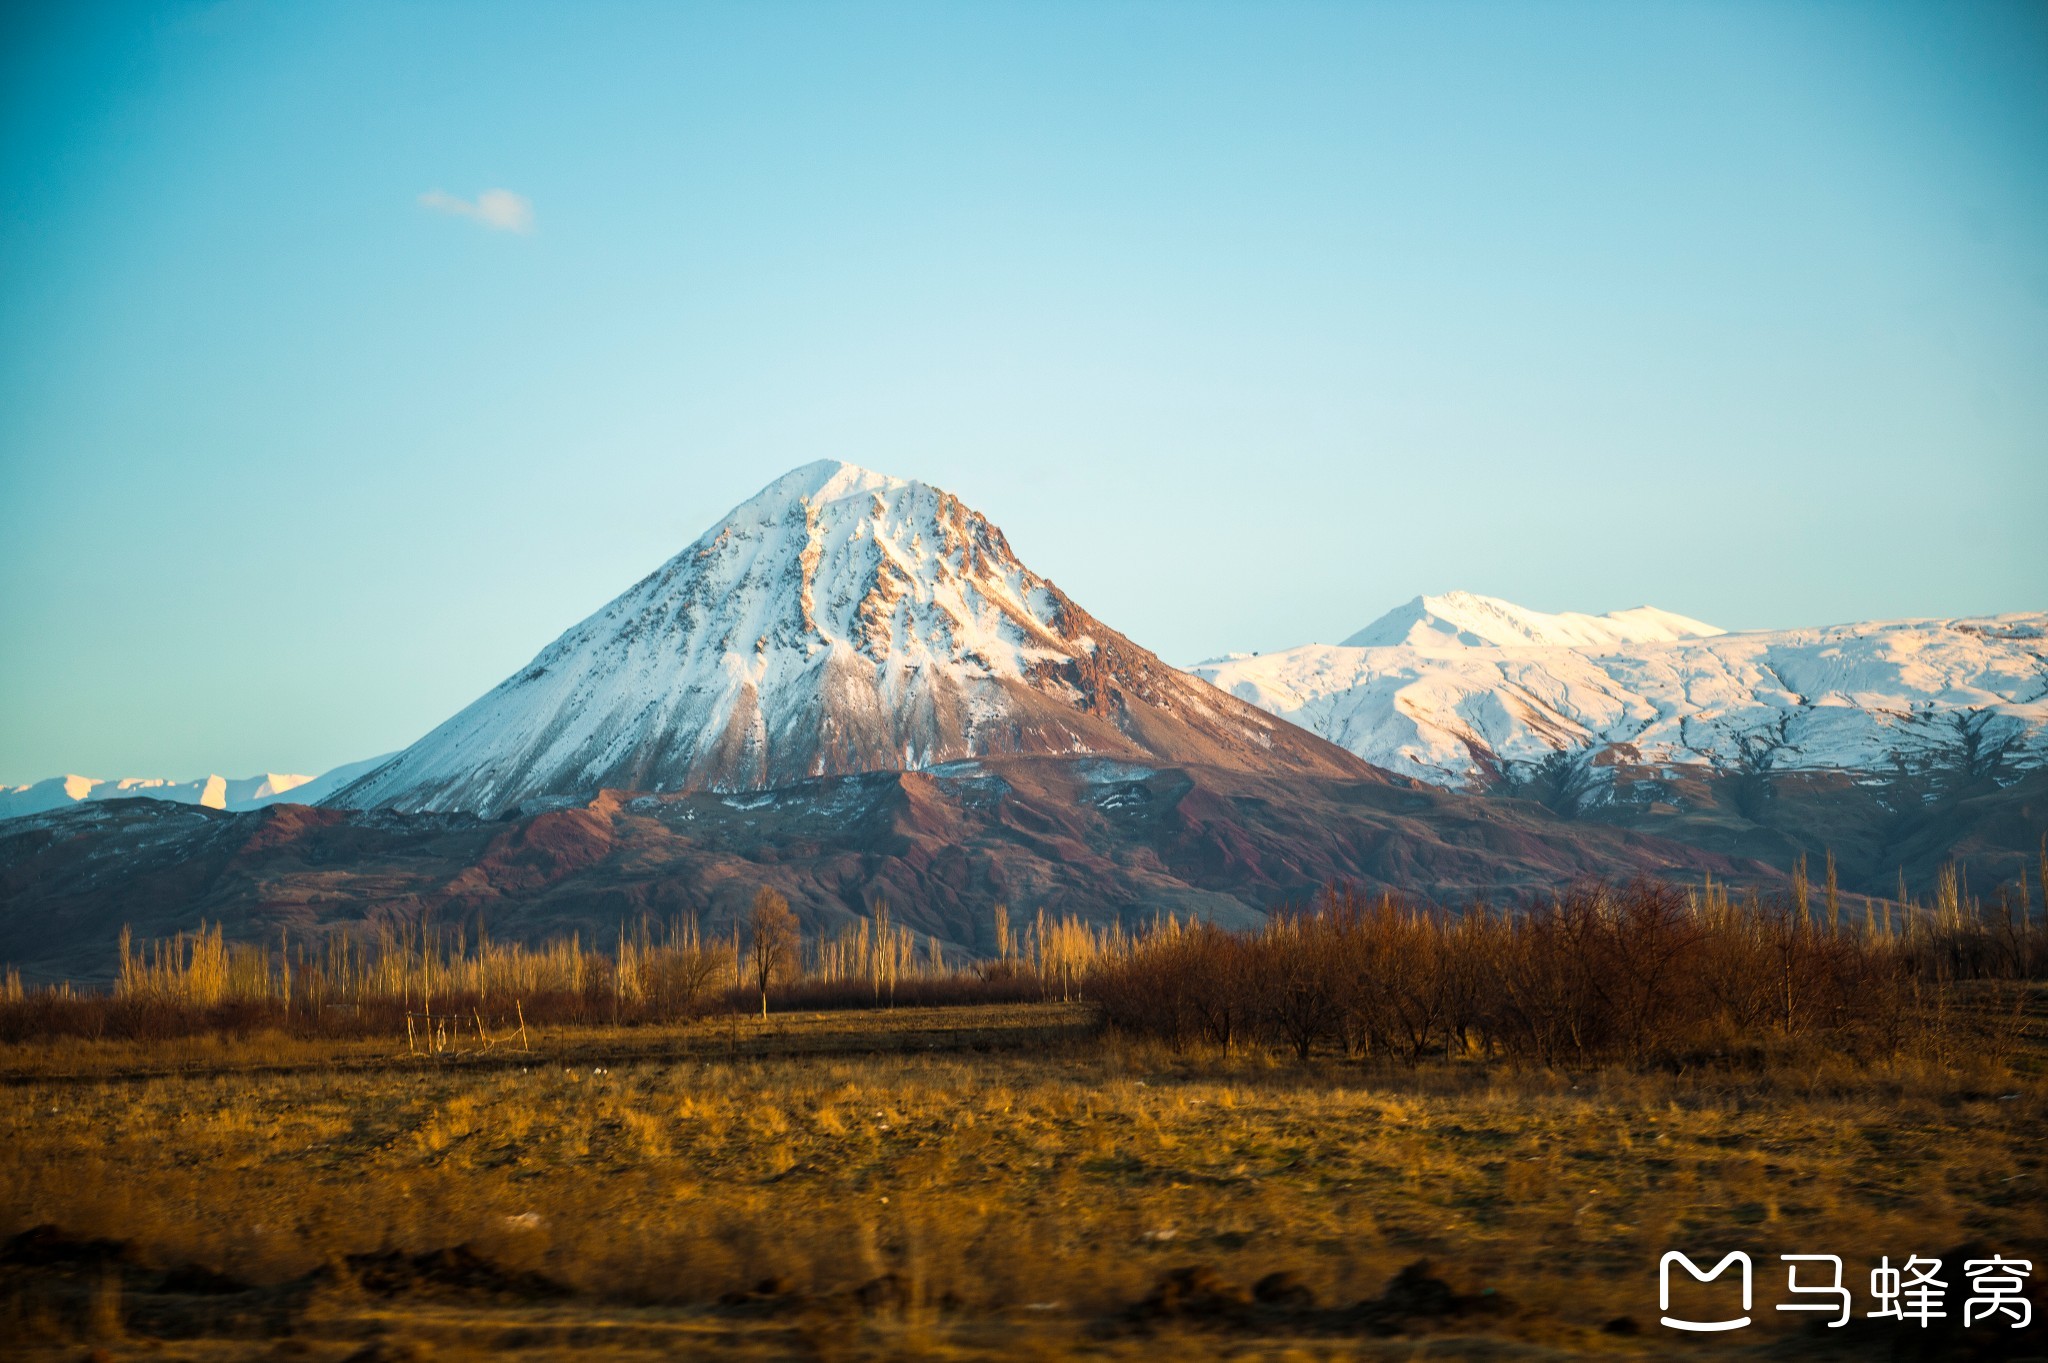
[2,1,2044,783]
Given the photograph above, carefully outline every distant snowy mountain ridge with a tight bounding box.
[18,544,2036,826]
[1340,591,1723,651]
[1193,593,2048,791]
[0,756,391,823]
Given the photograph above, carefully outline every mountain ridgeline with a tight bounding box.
[1196,590,2048,791]
[1,468,2039,981]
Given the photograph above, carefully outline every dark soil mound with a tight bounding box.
[332,1245,566,1300]
[0,1224,133,1269]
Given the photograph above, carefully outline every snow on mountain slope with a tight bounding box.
[1194,603,2048,790]
[332,461,1372,815]
[1343,591,1724,650]
[0,755,401,823]
[0,776,222,820]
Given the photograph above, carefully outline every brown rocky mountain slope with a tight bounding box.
[1,757,1769,984]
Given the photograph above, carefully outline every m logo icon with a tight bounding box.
[1660,1251,1752,1332]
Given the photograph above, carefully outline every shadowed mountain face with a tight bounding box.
[0,759,1769,984]
[334,462,1372,815]
[1552,763,2048,900]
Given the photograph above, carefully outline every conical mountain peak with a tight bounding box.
[335,464,1372,813]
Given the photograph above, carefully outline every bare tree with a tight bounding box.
[1258,909,1346,1062]
[747,887,799,1019]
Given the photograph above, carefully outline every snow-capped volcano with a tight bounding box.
[1195,597,2048,791]
[335,461,1371,814]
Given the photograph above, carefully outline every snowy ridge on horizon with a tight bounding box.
[1343,591,1724,651]
[330,460,1363,815]
[0,755,394,823]
[1193,594,2048,790]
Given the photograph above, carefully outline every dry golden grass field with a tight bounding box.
[2,1002,2044,1362]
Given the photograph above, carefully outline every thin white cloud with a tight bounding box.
[418,188,535,234]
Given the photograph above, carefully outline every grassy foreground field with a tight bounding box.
[2,1002,2044,1361]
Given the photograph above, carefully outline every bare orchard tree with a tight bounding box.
[747,887,800,1019]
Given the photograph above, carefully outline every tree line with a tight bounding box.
[3,866,2040,1062]
[1091,878,2045,1066]
[0,889,1138,1043]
